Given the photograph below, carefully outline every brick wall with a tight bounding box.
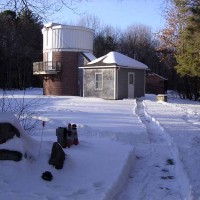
[43,51,79,96]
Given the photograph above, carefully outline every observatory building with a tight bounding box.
[33,23,94,96]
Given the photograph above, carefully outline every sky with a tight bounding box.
[50,0,166,32]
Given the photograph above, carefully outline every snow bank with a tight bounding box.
[2,89,199,199]
[0,112,40,159]
[0,137,133,200]
[0,90,138,200]
[103,149,135,200]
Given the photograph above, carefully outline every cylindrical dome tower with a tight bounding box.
[33,23,94,96]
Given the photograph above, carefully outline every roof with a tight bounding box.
[43,23,94,33]
[146,72,168,80]
[82,52,96,61]
[81,51,148,70]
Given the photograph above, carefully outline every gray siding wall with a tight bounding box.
[118,68,145,99]
[83,68,115,99]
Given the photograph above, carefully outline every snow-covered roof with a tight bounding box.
[147,72,168,80]
[82,51,148,70]
[44,22,60,28]
[43,23,94,33]
[82,52,96,61]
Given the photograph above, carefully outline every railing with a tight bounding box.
[33,61,61,74]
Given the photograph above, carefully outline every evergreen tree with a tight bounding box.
[158,0,200,99]
[174,0,200,99]
[176,0,200,77]
[0,9,42,89]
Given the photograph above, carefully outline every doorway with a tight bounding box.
[46,52,52,70]
[128,72,135,98]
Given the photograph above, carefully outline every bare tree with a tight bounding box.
[0,89,45,134]
[157,0,189,53]
[0,0,87,19]
[76,14,121,57]
[76,14,102,32]
[119,24,154,60]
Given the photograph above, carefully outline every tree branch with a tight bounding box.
[0,0,86,20]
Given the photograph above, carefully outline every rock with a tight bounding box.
[41,171,53,181]
[0,123,20,144]
[49,142,65,169]
[0,149,22,161]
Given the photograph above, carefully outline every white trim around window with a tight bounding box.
[95,73,103,90]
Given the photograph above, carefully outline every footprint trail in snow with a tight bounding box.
[116,99,190,200]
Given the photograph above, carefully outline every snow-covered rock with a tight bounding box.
[0,112,40,160]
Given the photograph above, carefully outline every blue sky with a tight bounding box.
[50,0,165,32]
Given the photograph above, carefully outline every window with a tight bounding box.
[129,73,134,84]
[95,73,103,90]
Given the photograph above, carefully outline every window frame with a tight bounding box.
[95,73,103,90]
[128,73,134,85]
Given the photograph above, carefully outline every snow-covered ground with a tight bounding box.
[0,88,200,200]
